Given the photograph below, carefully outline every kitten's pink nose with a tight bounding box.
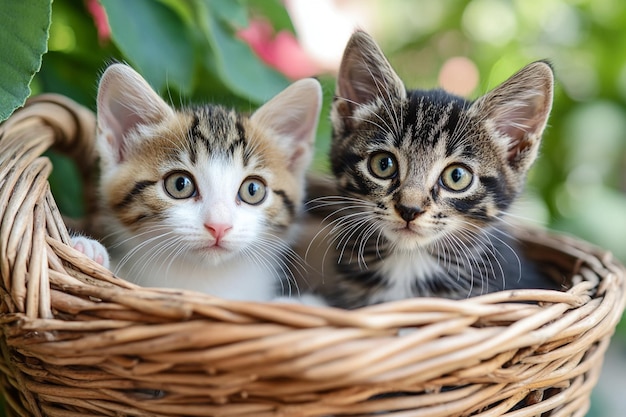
[205,223,232,244]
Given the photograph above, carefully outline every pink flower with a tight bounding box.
[85,0,111,44]
[238,19,320,79]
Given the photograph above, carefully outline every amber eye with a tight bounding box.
[368,152,398,179]
[164,172,196,199]
[440,164,473,192]
[239,177,267,205]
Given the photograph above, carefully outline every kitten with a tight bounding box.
[300,31,559,309]
[72,64,322,302]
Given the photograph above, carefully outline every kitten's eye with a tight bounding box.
[368,152,398,179]
[239,177,267,205]
[440,164,473,192]
[164,172,197,199]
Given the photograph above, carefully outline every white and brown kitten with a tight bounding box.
[73,64,322,301]
[301,31,560,309]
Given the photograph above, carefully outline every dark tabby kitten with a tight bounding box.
[302,31,560,309]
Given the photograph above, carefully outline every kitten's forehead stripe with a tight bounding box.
[404,90,470,151]
[227,119,246,161]
[426,101,453,144]
[235,118,251,166]
[460,146,476,159]
[191,111,214,154]
[187,113,200,164]
[187,107,250,162]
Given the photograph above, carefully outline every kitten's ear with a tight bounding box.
[251,78,322,177]
[97,64,174,164]
[473,61,554,173]
[334,30,405,126]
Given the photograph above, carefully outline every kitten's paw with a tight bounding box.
[71,236,110,269]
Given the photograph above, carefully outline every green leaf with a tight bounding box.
[198,2,289,104]
[0,0,51,122]
[212,0,248,29]
[157,0,196,26]
[246,0,295,32]
[101,0,195,94]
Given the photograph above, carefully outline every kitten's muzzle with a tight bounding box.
[394,204,424,223]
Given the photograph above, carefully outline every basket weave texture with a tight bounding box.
[0,94,625,417]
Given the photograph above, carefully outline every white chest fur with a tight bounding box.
[112,247,284,302]
[371,249,444,303]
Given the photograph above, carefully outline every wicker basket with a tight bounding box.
[0,94,624,417]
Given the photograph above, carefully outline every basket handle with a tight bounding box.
[0,94,97,317]
[3,94,97,165]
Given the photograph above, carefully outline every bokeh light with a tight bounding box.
[462,0,517,46]
[438,56,479,97]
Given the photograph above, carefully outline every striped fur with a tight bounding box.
[93,64,322,301]
[303,31,558,309]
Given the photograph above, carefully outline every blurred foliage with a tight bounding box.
[1,0,625,414]
[0,0,50,122]
[37,0,292,110]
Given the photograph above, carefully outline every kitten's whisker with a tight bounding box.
[137,236,184,279]
[483,231,522,285]
[453,228,496,294]
[346,115,389,136]
[355,219,386,269]
[440,231,479,295]
[334,217,373,264]
[121,235,182,284]
[241,246,282,294]
[258,232,309,292]
[307,195,377,205]
[321,214,377,269]
[498,211,543,228]
[102,225,174,248]
[304,206,376,260]
[438,233,466,288]
[373,223,387,260]
[306,195,377,214]
[433,238,444,270]
[456,222,517,288]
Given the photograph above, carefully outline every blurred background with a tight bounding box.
[7,0,626,415]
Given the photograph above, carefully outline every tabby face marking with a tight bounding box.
[309,30,555,308]
[96,64,322,300]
